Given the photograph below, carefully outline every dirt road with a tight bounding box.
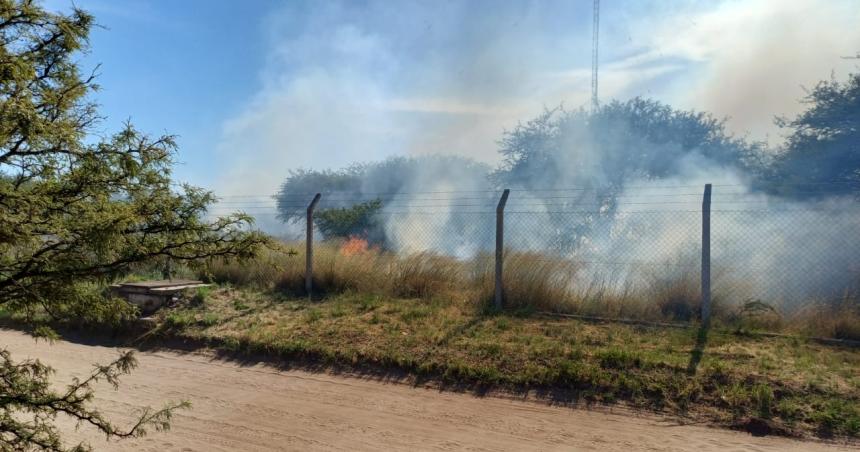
[2,329,853,451]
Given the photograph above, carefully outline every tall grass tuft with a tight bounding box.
[200,240,860,338]
[204,241,470,299]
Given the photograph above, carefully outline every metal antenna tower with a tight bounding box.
[591,0,600,112]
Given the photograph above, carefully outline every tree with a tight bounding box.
[0,1,266,449]
[494,98,760,193]
[275,156,492,247]
[315,199,384,242]
[1,349,186,451]
[492,98,762,251]
[770,69,860,198]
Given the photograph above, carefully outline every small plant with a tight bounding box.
[399,305,431,323]
[357,295,382,312]
[305,308,322,323]
[751,383,774,418]
[596,348,643,369]
[477,342,503,358]
[200,312,220,327]
[776,397,802,424]
[330,303,348,318]
[730,299,781,332]
[164,311,196,328]
[191,286,212,306]
[810,399,860,436]
[494,317,511,331]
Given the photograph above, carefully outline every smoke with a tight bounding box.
[290,102,859,310]
[635,0,860,141]
[589,155,860,306]
[490,108,860,308]
[212,0,860,200]
[212,0,860,309]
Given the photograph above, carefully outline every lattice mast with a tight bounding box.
[591,0,600,113]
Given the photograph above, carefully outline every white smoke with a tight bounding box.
[213,0,860,310]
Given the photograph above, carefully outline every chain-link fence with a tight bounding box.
[712,208,860,317]
[217,184,860,330]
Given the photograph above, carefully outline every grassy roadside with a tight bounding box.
[151,285,860,440]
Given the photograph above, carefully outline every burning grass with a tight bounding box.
[201,240,859,339]
[116,239,860,439]
[154,286,860,439]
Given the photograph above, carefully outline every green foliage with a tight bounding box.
[275,166,366,223]
[0,348,189,451]
[751,383,774,418]
[0,0,268,323]
[494,98,761,190]
[274,155,491,223]
[771,71,860,197]
[489,99,764,251]
[315,199,383,240]
[164,310,196,329]
[809,398,860,436]
[596,347,644,369]
[30,325,59,342]
[0,1,267,449]
[192,286,212,306]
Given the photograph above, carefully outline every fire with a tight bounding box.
[340,236,369,256]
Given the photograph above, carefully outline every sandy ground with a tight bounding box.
[1,329,854,452]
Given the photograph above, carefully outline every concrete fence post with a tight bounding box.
[495,189,510,310]
[701,184,712,326]
[306,193,321,297]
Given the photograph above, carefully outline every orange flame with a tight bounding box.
[340,236,369,256]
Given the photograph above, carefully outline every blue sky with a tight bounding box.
[45,0,860,198]
[44,0,280,188]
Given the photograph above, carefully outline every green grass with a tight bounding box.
[153,286,860,439]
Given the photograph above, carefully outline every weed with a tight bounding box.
[776,397,802,424]
[164,311,195,328]
[200,312,220,327]
[751,383,774,418]
[596,348,644,369]
[192,286,212,305]
[494,317,511,331]
[400,305,431,323]
[305,308,322,323]
[810,399,860,436]
[330,303,348,318]
[357,295,382,312]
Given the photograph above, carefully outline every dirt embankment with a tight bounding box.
[2,329,853,452]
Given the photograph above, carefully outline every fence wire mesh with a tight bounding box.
[712,208,860,317]
[217,184,860,329]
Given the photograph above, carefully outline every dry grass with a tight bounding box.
[786,298,860,340]
[146,239,860,438]
[201,240,860,339]
[154,287,860,439]
[205,242,473,298]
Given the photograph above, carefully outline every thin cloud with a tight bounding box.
[213,0,860,197]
